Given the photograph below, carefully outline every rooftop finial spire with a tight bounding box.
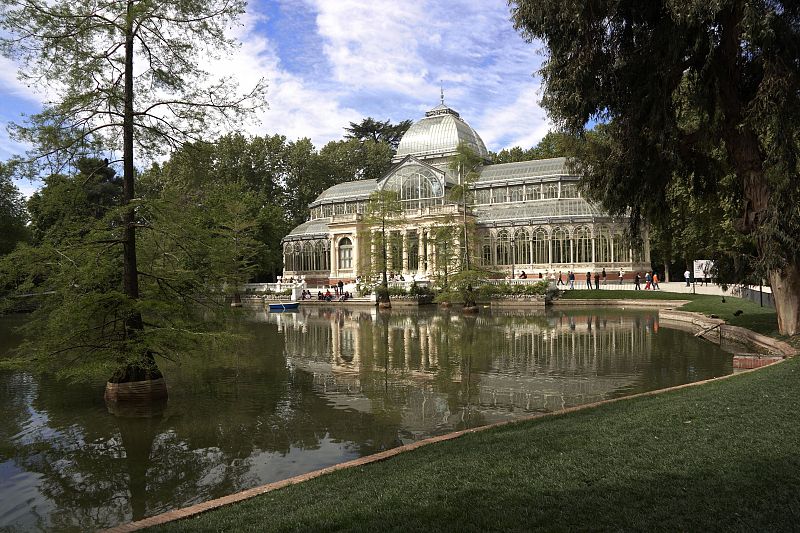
[440,83,444,105]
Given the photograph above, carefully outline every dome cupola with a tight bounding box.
[394,99,489,162]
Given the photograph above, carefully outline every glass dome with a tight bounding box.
[395,104,489,160]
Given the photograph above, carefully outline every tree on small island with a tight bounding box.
[0,0,266,397]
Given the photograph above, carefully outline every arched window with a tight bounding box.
[574,226,591,263]
[545,183,559,199]
[596,227,612,263]
[509,186,523,203]
[514,229,531,265]
[482,235,492,266]
[496,230,512,265]
[533,228,548,264]
[338,237,353,269]
[381,164,443,210]
[612,232,628,263]
[561,183,578,198]
[526,184,542,201]
[552,227,570,264]
[408,237,419,271]
[284,242,294,271]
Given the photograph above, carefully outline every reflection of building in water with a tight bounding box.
[266,309,657,433]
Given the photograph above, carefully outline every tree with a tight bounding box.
[363,190,403,305]
[511,0,800,335]
[0,162,29,255]
[344,118,412,151]
[490,131,577,163]
[0,0,266,385]
[448,142,483,271]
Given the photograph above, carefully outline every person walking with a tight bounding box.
[634,272,641,290]
[594,271,600,290]
[557,271,564,286]
[601,267,607,286]
[652,272,660,290]
[684,268,691,287]
[644,271,652,290]
[618,268,624,285]
[586,271,592,289]
[568,271,575,289]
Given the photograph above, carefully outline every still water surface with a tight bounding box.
[1,307,735,531]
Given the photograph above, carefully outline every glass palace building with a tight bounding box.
[282,103,649,283]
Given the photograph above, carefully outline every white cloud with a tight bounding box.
[309,0,435,96]
[200,3,362,147]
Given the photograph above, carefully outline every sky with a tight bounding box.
[0,0,550,197]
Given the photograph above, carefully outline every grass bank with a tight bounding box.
[152,356,800,532]
[560,290,780,337]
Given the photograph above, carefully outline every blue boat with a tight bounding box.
[268,301,299,311]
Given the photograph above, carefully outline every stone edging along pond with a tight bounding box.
[103,307,797,533]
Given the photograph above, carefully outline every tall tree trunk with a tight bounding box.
[768,264,800,336]
[123,1,140,311]
[111,1,162,385]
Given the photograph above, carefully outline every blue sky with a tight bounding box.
[1,0,550,197]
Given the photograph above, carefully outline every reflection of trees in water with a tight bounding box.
[0,317,404,530]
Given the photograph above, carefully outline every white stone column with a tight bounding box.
[402,230,409,275]
[331,236,338,278]
[386,231,394,274]
[351,233,359,278]
[417,230,425,276]
[370,231,377,278]
[425,229,433,276]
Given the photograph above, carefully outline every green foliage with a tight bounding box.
[0,162,29,256]
[363,190,404,293]
[490,131,579,163]
[344,117,412,151]
[0,165,257,381]
[387,286,407,297]
[511,0,800,335]
[374,285,390,303]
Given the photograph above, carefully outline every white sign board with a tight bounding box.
[693,260,715,280]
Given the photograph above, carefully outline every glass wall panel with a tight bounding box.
[525,184,542,201]
[508,186,524,203]
[561,183,578,198]
[491,187,506,204]
[574,226,591,263]
[496,230,512,265]
[552,228,570,264]
[533,229,548,264]
[596,227,612,263]
[514,229,531,264]
[475,189,491,205]
[382,164,444,210]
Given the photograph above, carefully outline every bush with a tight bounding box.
[374,285,390,302]
[408,282,433,297]
[388,286,407,297]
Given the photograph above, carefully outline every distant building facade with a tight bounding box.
[281,102,649,283]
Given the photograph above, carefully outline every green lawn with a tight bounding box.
[561,290,781,337]
[153,356,800,532]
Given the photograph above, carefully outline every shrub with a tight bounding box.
[374,285,390,302]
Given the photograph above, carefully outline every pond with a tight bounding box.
[0,306,736,531]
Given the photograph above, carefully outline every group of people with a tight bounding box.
[299,280,352,302]
[522,268,663,290]
[633,271,660,290]
[552,268,612,290]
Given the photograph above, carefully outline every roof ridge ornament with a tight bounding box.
[440,83,444,105]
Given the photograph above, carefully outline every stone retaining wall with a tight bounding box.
[658,309,797,358]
